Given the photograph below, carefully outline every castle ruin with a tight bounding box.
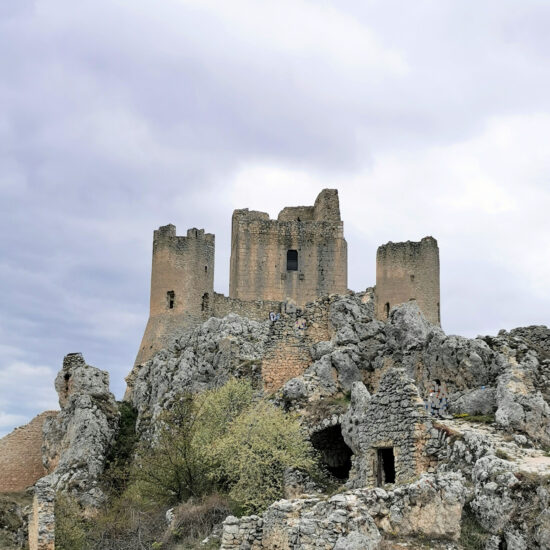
[135,189,440,366]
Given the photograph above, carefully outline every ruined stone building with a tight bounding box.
[135,189,441,366]
[374,237,440,325]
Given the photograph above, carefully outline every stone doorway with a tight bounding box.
[376,447,395,486]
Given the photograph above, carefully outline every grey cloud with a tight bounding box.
[1,0,549,436]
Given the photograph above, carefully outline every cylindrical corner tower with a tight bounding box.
[134,224,215,366]
[374,236,440,325]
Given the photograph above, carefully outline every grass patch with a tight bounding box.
[453,413,494,424]
[306,393,351,423]
[495,449,513,461]
[460,505,490,549]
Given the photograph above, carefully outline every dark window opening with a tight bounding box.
[410,274,415,282]
[167,290,175,309]
[376,447,395,486]
[437,302,440,323]
[287,249,298,271]
[201,292,210,312]
[384,302,390,319]
[205,265,208,273]
[310,425,353,481]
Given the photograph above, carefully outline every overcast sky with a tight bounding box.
[1,0,549,437]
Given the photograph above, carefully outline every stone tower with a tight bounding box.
[229,189,348,306]
[134,224,214,365]
[374,236,440,325]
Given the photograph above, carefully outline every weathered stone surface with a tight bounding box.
[41,353,119,508]
[343,368,434,488]
[219,472,465,549]
[28,480,55,550]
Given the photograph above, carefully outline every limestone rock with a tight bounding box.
[41,353,118,508]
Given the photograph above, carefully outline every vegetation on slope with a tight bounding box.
[56,379,317,549]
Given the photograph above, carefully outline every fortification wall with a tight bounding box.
[135,225,215,365]
[0,411,58,493]
[229,189,347,306]
[374,236,440,325]
[212,293,283,323]
[262,297,333,392]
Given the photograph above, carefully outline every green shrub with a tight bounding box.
[165,493,230,547]
[212,400,316,514]
[134,379,254,504]
[55,494,89,550]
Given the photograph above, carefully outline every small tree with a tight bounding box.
[133,379,254,504]
[212,400,316,514]
[134,393,210,503]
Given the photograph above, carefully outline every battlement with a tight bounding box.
[376,236,438,258]
[135,190,441,366]
[153,225,215,249]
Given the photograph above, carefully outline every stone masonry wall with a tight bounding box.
[229,189,348,306]
[28,480,55,550]
[343,368,433,487]
[213,293,284,324]
[262,297,332,392]
[0,411,58,493]
[375,236,440,326]
[135,225,215,365]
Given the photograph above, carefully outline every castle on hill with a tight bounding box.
[135,189,440,365]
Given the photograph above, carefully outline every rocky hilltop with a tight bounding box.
[2,293,550,549]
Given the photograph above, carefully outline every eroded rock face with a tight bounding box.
[41,353,118,508]
[126,314,270,436]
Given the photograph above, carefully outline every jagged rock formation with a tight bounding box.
[114,293,550,547]
[2,292,549,549]
[41,353,119,508]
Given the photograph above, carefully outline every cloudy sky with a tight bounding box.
[1,0,549,437]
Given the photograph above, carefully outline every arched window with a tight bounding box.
[384,302,390,319]
[287,250,298,271]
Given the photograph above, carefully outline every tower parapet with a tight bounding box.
[375,236,440,325]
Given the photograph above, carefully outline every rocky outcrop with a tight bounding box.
[41,353,119,508]
[126,314,270,436]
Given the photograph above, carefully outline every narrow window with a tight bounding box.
[376,447,395,486]
[201,292,209,312]
[384,302,390,318]
[437,302,440,323]
[204,265,208,273]
[410,274,415,282]
[287,250,298,271]
[167,290,175,309]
